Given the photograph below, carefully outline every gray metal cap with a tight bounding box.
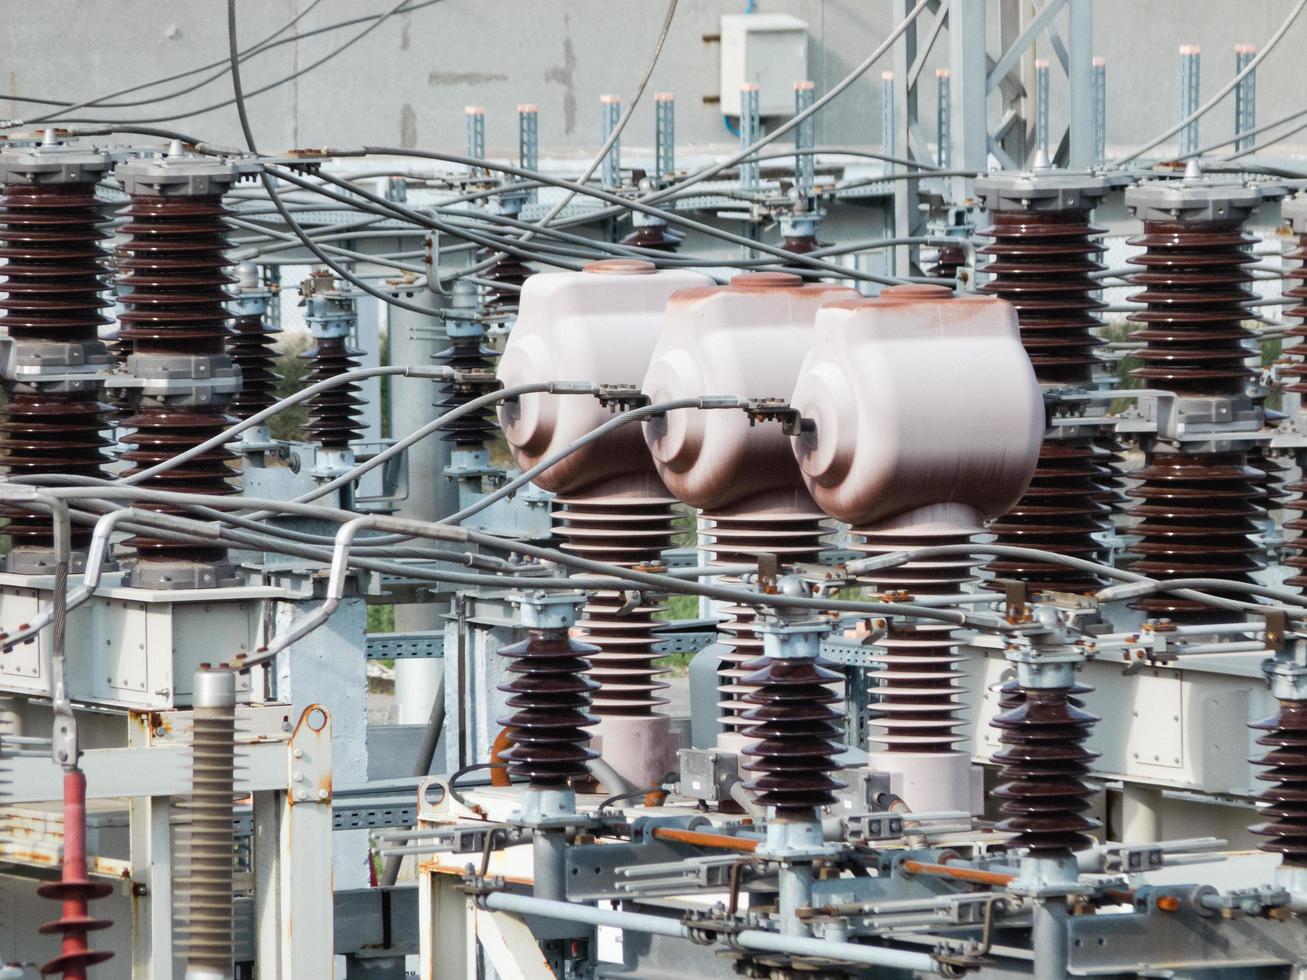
[974,168,1127,213]
[192,667,236,708]
[115,143,239,197]
[1282,192,1307,233]
[0,131,112,186]
[1125,170,1265,223]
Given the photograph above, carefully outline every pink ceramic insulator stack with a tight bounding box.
[642,272,858,758]
[498,259,711,789]
[790,284,1042,813]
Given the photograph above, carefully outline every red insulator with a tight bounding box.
[700,512,827,736]
[977,207,1113,592]
[740,654,845,814]
[0,181,113,553]
[38,770,114,978]
[554,495,678,717]
[115,192,237,570]
[227,304,281,421]
[620,222,684,253]
[1125,451,1264,618]
[497,628,599,786]
[1250,699,1307,867]
[926,242,968,283]
[854,528,974,754]
[300,335,364,450]
[991,687,1100,857]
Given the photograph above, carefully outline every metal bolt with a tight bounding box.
[317,788,328,800]
[296,789,307,801]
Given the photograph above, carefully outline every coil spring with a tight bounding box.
[991,686,1100,857]
[497,628,600,786]
[227,306,282,421]
[1125,451,1265,618]
[554,496,678,717]
[116,193,237,567]
[177,695,240,974]
[0,182,113,553]
[854,528,974,754]
[740,653,845,815]
[700,511,827,734]
[1250,699,1307,868]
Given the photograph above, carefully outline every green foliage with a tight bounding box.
[367,603,395,634]
[269,332,313,442]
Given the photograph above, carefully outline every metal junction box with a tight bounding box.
[719,13,809,117]
[0,572,285,709]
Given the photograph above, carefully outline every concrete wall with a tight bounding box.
[5,0,1306,161]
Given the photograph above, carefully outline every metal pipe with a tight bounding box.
[649,828,758,852]
[1031,899,1069,980]
[479,890,947,974]
[901,860,1015,887]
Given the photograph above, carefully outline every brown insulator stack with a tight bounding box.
[1250,698,1307,867]
[991,684,1100,856]
[702,511,828,741]
[1276,196,1307,589]
[0,139,115,565]
[1123,177,1267,619]
[554,494,678,720]
[113,152,242,588]
[226,262,280,422]
[620,221,685,253]
[476,247,534,315]
[497,611,599,787]
[433,293,499,453]
[299,277,365,452]
[854,526,976,757]
[739,626,844,815]
[974,172,1118,593]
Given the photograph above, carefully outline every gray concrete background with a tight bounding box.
[6,1,1306,160]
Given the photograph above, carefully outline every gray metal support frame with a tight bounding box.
[1066,0,1095,167]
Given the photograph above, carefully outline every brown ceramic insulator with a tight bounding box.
[926,243,968,283]
[119,409,236,566]
[1250,699,1307,868]
[984,438,1115,593]
[701,512,827,734]
[1126,218,1256,396]
[620,223,685,253]
[496,628,600,787]
[1125,451,1264,617]
[739,654,845,814]
[1280,234,1307,590]
[977,208,1107,385]
[854,528,975,753]
[300,335,364,450]
[781,232,825,255]
[226,310,281,421]
[475,247,533,314]
[993,677,1092,713]
[433,333,499,449]
[1247,446,1288,511]
[115,193,237,567]
[991,686,1100,857]
[0,182,113,552]
[554,496,678,717]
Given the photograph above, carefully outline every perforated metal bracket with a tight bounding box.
[287,704,332,807]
